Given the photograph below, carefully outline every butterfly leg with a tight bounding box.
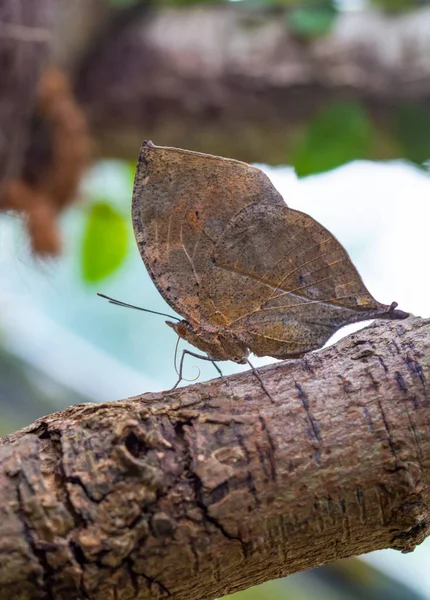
[172,349,223,390]
[246,358,275,404]
[211,360,224,378]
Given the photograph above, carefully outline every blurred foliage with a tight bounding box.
[81,202,129,283]
[288,2,337,38]
[292,101,373,177]
[395,104,430,166]
[370,0,426,12]
[0,343,89,435]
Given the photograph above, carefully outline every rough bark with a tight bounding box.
[69,3,430,162]
[1,316,429,600]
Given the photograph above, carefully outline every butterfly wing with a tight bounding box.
[132,142,285,326]
[201,203,405,358]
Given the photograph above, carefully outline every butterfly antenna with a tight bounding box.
[97,293,180,321]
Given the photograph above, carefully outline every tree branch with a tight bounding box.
[1,316,429,599]
[3,2,430,197]
[70,4,430,162]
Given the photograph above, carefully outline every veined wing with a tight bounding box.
[132,142,285,327]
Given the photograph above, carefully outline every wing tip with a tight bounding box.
[379,301,409,320]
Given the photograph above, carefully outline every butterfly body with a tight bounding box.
[132,141,408,364]
[167,319,250,364]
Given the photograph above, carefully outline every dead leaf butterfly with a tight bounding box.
[130,141,408,375]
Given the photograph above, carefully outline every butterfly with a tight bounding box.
[130,140,408,381]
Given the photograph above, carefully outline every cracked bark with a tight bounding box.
[1,317,429,600]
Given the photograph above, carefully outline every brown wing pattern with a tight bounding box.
[202,203,396,358]
[132,142,285,327]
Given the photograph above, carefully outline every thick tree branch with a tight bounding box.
[1,317,429,600]
[70,4,430,162]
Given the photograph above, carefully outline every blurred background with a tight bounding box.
[1,0,429,598]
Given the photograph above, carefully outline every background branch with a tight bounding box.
[68,3,430,162]
[1,317,429,600]
[2,0,430,196]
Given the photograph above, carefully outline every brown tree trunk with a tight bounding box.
[1,316,429,600]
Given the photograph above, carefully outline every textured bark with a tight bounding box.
[70,3,430,162]
[1,317,429,600]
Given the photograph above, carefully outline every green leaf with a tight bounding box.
[81,202,128,283]
[395,104,430,166]
[292,101,373,177]
[289,3,337,38]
